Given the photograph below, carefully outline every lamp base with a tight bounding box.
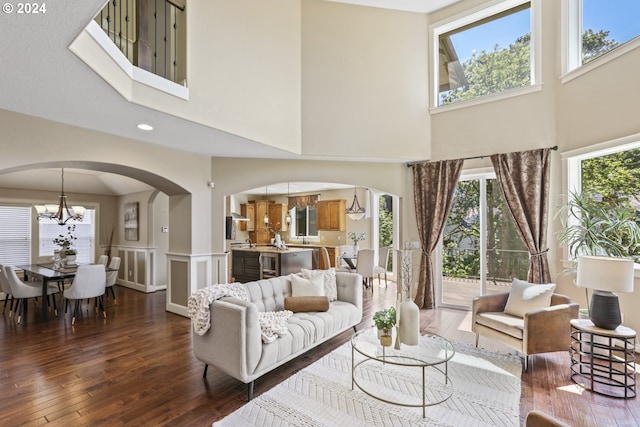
[589,290,622,330]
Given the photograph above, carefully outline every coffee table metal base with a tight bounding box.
[351,346,453,418]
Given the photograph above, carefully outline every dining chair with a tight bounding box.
[97,255,108,265]
[320,247,330,270]
[0,263,15,316]
[373,247,391,288]
[3,265,59,324]
[105,256,121,305]
[64,264,107,325]
[337,244,354,272]
[355,249,376,291]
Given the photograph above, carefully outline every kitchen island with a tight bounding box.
[231,246,313,283]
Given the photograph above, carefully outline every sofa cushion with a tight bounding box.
[284,296,330,312]
[476,312,524,339]
[291,273,325,297]
[504,278,556,318]
[301,268,337,301]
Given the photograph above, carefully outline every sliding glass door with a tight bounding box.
[437,173,528,309]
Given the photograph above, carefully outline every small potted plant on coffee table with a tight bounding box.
[373,307,396,347]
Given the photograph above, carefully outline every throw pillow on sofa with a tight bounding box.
[301,268,337,301]
[503,278,556,318]
[291,273,325,297]
[284,296,330,312]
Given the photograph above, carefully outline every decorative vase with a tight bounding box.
[274,233,282,248]
[399,298,420,345]
[65,254,77,264]
[353,244,359,254]
[379,328,392,347]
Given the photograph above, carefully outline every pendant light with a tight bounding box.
[346,186,366,221]
[34,168,86,225]
[263,185,270,225]
[285,183,292,226]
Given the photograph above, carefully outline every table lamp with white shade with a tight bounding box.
[576,255,635,330]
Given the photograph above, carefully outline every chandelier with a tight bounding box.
[34,168,86,225]
[346,186,366,221]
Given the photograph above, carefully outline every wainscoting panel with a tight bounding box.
[112,246,157,293]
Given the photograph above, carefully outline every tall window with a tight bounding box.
[39,209,96,264]
[289,206,318,238]
[434,0,532,107]
[439,174,528,308]
[565,143,640,261]
[0,205,32,266]
[566,0,640,71]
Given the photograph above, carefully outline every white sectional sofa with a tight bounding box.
[192,271,363,400]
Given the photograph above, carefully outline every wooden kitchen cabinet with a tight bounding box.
[317,199,346,231]
[249,200,274,244]
[268,203,288,232]
[240,203,255,231]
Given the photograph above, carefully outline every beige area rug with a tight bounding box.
[213,339,522,427]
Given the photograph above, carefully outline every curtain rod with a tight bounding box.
[406,145,558,167]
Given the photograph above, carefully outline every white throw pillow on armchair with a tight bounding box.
[503,278,556,318]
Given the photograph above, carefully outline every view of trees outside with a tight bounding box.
[442,178,528,284]
[441,28,620,106]
[580,148,640,260]
[379,195,393,270]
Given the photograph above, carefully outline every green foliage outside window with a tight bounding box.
[379,196,393,271]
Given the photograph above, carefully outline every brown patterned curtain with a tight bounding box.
[412,159,464,309]
[288,195,318,210]
[490,148,551,283]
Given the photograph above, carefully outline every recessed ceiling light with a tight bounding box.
[137,123,153,131]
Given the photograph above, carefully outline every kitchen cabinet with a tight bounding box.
[317,199,346,231]
[231,249,261,283]
[239,203,255,231]
[231,248,312,283]
[241,200,274,244]
[268,203,288,232]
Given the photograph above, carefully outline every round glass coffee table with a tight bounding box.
[351,327,455,418]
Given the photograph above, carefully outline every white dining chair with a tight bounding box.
[3,265,59,324]
[0,263,15,316]
[64,264,107,325]
[105,256,121,305]
[97,255,108,266]
[337,244,354,272]
[373,247,391,288]
[355,249,376,291]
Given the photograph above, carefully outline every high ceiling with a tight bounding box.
[0,0,461,195]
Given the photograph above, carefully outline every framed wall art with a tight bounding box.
[124,202,139,241]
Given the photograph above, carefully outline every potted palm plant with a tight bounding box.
[557,191,640,315]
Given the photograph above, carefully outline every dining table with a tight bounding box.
[17,263,88,321]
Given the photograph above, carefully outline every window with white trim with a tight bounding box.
[433,0,534,107]
[565,142,640,261]
[39,209,96,264]
[0,205,32,266]
[565,0,640,72]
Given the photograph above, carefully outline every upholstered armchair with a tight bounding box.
[472,285,579,371]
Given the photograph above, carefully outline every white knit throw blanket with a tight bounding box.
[188,284,293,343]
[188,283,249,336]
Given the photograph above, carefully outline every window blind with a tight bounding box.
[0,205,32,266]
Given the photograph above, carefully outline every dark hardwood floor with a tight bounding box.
[1,282,637,426]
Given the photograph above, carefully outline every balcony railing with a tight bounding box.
[95,0,186,85]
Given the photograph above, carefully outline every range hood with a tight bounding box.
[229,212,249,221]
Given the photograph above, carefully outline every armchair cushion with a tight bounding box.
[504,278,556,318]
[475,312,524,339]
